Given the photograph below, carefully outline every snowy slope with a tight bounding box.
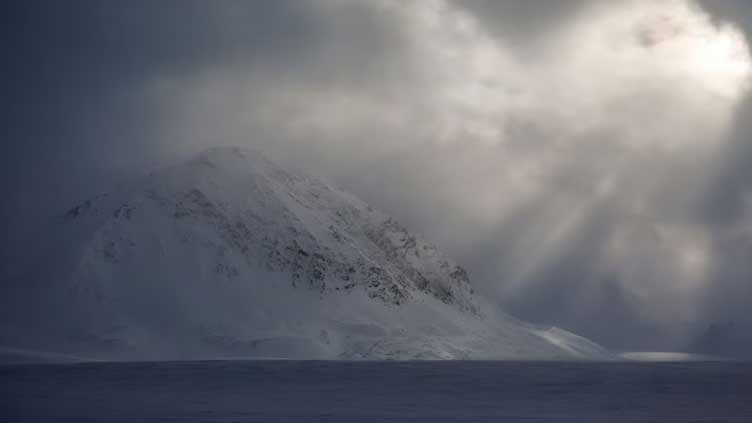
[0,147,610,360]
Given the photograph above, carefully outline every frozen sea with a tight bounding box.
[2,360,751,422]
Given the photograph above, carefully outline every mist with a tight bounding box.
[4,0,752,356]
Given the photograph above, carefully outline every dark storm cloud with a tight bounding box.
[451,0,592,48]
[3,0,752,357]
[699,0,752,36]
[3,0,315,154]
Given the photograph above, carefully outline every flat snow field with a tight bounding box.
[2,360,751,422]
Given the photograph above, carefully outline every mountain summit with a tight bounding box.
[1,147,608,360]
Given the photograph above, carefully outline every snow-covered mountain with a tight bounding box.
[0,147,610,360]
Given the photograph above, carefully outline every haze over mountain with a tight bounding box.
[5,0,752,358]
[0,147,608,361]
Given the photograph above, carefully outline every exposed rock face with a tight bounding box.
[64,147,476,310]
[1,147,610,360]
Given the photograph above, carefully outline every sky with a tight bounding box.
[3,0,752,356]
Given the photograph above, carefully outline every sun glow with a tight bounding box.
[641,4,752,100]
[690,26,752,98]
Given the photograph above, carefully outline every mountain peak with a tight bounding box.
[183,145,274,173]
[198,145,263,161]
